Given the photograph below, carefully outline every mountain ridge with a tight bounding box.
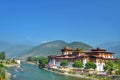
[0,40,119,58]
[96,41,120,57]
[0,41,34,58]
[5,45,34,57]
[21,40,93,58]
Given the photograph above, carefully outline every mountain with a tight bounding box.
[5,45,34,57]
[0,41,14,51]
[96,41,120,48]
[96,41,120,57]
[21,40,93,58]
[68,42,93,50]
[0,41,34,58]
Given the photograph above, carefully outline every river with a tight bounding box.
[8,63,86,80]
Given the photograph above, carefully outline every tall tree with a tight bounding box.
[0,52,6,60]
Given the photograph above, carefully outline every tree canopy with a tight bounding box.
[104,60,120,75]
[27,56,49,68]
[0,63,5,80]
[39,57,49,68]
[0,52,6,60]
[85,62,96,69]
[104,60,114,71]
[60,60,68,67]
[72,60,83,68]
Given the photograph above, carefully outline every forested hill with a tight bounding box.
[21,40,93,58]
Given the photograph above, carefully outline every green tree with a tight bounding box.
[72,60,83,68]
[11,58,16,63]
[85,62,96,69]
[0,63,6,80]
[76,48,83,52]
[27,56,44,63]
[114,58,120,75]
[26,56,33,62]
[0,52,6,60]
[104,61,113,71]
[104,60,115,75]
[103,59,120,75]
[39,57,48,68]
[60,60,68,67]
[115,58,120,65]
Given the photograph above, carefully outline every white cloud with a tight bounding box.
[41,40,48,43]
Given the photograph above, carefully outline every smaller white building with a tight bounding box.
[16,60,21,64]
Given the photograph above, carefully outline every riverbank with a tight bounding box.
[8,63,89,80]
[4,63,20,67]
[5,71,11,80]
[26,62,111,80]
[3,63,20,80]
[43,68,98,80]
[26,62,98,80]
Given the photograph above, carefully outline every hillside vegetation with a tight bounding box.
[21,40,93,58]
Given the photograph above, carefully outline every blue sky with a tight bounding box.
[0,0,120,46]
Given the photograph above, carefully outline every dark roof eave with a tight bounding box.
[103,58,117,60]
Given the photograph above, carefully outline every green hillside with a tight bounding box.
[21,40,93,58]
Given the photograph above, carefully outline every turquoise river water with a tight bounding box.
[8,63,87,80]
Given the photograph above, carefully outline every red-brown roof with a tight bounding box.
[48,55,57,58]
[91,48,106,52]
[87,51,114,54]
[56,56,75,59]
